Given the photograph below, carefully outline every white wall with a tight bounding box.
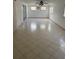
[49,0,65,29]
[13,1,16,31]
[13,0,23,31]
[28,4,49,18]
[50,15,65,29]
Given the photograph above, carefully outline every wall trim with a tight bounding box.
[50,19,65,30]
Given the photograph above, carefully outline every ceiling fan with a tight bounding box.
[35,0,48,6]
[35,0,48,10]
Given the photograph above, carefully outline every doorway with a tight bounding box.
[23,5,26,21]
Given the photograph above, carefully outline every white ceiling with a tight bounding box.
[21,0,56,3]
[20,0,65,6]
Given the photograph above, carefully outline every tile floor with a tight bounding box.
[13,18,65,59]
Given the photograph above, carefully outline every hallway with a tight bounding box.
[14,18,65,59]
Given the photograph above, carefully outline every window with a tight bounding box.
[41,7,47,10]
[31,6,47,11]
[31,7,37,10]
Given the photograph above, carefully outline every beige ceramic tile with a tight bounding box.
[14,18,65,59]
